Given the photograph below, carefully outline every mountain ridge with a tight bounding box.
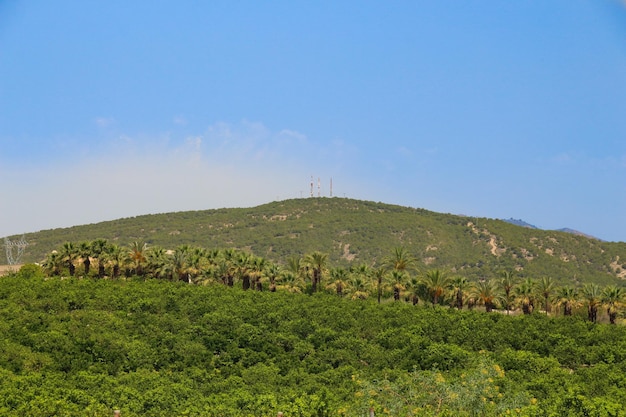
[4,197,626,285]
[501,218,600,240]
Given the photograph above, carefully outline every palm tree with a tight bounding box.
[276,271,304,293]
[106,244,126,279]
[146,246,168,279]
[128,241,148,277]
[350,263,371,280]
[371,266,388,304]
[91,239,109,278]
[384,247,416,274]
[169,246,191,282]
[450,276,470,310]
[349,263,371,297]
[346,275,370,300]
[304,251,328,293]
[499,270,516,315]
[536,276,556,315]
[515,278,535,315]
[77,241,92,276]
[286,255,303,276]
[326,267,349,296]
[554,286,580,316]
[42,251,63,276]
[265,263,281,292]
[187,247,207,284]
[234,252,253,290]
[471,280,501,313]
[582,283,602,323]
[406,275,426,305]
[390,270,407,301]
[195,264,219,286]
[213,260,233,286]
[602,285,625,325]
[219,249,237,286]
[249,256,267,291]
[60,242,78,276]
[423,269,450,306]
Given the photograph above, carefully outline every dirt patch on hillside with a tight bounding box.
[467,222,505,257]
[610,257,626,279]
[340,243,356,262]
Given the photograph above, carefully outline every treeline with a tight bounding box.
[40,240,626,324]
[2,272,626,416]
[14,198,626,286]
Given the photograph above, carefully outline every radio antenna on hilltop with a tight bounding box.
[317,177,321,197]
[310,176,314,197]
[4,235,28,265]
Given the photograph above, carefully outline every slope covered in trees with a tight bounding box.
[32,239,626,324]
[6,198,626,285]
[2,270,626,416]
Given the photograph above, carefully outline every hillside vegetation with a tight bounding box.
[7,198,626,285]
[2,273,626,416]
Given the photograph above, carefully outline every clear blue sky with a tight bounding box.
[1,1,626,242]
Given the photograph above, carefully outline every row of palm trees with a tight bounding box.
[40,241,625,324]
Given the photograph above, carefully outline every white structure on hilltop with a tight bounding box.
[4,236,28,265]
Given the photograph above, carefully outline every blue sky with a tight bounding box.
[1,1,626,242]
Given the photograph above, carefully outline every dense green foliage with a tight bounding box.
[1,272,626,416]
[3,198,626,415]
[33,237,626,324]
[6,198,626,285]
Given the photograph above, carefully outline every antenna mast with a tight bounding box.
[310,176,314,197]
[317,177,321,197]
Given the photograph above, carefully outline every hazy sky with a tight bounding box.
[1,1,626,242]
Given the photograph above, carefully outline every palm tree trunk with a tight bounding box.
[242,274,251,290]
[564,304,572,316]
[588,305,597,323]
[312,269,320,293]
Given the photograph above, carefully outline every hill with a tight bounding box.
[5,197,626,285]
[501,218,539,229]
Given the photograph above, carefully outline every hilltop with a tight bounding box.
[5,197,626,285]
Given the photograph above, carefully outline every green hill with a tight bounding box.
[6,197,626,285]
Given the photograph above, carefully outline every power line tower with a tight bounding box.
[4,235,28,265]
